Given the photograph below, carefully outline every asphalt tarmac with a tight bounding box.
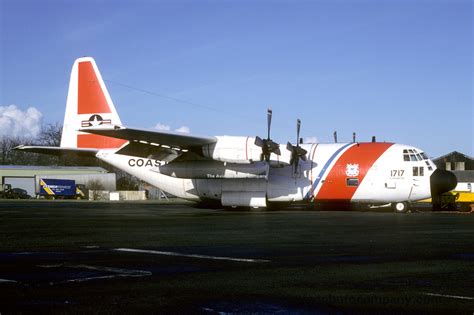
[0,200,473,314]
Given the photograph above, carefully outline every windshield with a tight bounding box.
[403,149,429,161]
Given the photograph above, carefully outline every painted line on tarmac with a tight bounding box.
[422,292,474,301]
[113,248,271,263]
[38,264,151,283]
[0,278,17,283]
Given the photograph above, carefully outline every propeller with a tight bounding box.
[286,119,307,172]
[255,108,281,162]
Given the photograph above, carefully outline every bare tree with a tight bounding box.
[0,135,35,165]
[36,122,62,146]
[1,122,120,172]
[0,122,62,166]
[87,179,106,200]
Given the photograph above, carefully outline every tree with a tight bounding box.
[0,135,35,165]
[36,122,62,146]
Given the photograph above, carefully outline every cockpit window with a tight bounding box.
[403,151,410,161]
[403,148,429,162]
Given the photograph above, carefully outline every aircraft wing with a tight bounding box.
[14,126,216,161]
[80,126,217,149]
[14,145,99,157]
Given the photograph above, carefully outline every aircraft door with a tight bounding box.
[408,166,428,201]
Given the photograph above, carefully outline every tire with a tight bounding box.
[393,202,408,213]
[460,203,472,212]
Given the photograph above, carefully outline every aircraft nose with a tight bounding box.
[430,169,457,197]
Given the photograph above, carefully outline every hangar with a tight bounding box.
[433,151,474,190]
[0,165,116,198]
[433,151,474,171]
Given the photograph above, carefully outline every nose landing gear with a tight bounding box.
[392,202,408,213]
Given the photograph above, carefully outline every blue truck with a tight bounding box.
[38,178,78,199]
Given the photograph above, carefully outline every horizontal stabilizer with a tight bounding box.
[79,126,217,149]
[14,145,98,157]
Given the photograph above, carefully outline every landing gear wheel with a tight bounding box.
[393,202,408,213]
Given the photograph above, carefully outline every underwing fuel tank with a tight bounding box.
[154,161,269,179]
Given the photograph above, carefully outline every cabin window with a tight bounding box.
[424,161,433,171]
[346,178,359,186]
[413,166,424,176]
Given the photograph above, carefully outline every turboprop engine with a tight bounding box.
[201,136,262,163]
[202,136,292,165]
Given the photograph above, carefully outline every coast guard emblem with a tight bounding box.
[345,164,359,177]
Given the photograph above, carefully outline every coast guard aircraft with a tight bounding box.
[16,57,457,212]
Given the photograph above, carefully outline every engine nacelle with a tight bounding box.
[202,136,261,163]
[202,136,292,165]
[157,161,269,179]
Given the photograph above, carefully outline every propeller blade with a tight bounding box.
[296,146,307,156]
[255,108,281,162]
[287,118,307,173]
[267,108,272,140]
[274,147,281,156]
[296,119,301,146]
[287,141,293,152]
[294,156,299,172]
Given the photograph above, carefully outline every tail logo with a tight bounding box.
[81,114,112,127]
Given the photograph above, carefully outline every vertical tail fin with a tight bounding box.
[60,57,127,149]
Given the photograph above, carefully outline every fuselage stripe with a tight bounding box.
[309,143,318,199]
[305,143,353,200]
[315,142,394,201]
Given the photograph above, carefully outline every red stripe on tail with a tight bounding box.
[78,61,111,114]
[77,134,127,149]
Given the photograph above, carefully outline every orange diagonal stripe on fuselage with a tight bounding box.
[315,142,393,201]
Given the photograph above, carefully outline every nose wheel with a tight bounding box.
[392,202,408,213]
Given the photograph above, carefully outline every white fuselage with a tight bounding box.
[96,140,436,208]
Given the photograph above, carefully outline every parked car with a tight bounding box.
[11,188,31,199]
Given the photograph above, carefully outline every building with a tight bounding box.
[0,165,116,197]
[433,151,474,197]
[433,151,473,171]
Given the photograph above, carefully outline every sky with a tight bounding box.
[0,0,472,157]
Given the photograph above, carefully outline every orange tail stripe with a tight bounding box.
[78,61,111,114]
[77,134,127,149]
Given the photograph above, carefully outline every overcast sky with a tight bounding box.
[0,0,472,157]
